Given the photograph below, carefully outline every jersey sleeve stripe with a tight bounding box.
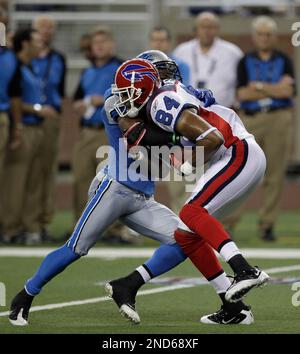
[199,107,239,148]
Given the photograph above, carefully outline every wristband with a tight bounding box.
[196,127,217,142]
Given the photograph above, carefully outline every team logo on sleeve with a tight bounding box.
[121,64,157,82]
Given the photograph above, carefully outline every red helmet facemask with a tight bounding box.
[112,58,161,118]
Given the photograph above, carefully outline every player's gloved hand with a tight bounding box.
[123,121,147,150]
[186,86,216,107]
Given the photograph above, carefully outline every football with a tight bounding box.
[118,116,144,132]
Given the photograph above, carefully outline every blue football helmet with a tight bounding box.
[137,50,182,82]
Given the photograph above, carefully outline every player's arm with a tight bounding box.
[176,108,224,163]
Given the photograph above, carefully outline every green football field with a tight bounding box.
[0,256,300,334]
[0,210,300,334]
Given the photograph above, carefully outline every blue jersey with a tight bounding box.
[0,48,19,111]
[101,88,155,196]
[74,58,122,128]
[32,50,66,111]
[238,51,294,111]
[21,63,44,125]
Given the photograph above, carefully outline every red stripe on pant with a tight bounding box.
[178,141,247,253]
[190,139,246,208]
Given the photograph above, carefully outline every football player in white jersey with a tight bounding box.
[104,52,255,326]
[111,57,270,309]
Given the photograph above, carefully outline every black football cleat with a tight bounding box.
[201,304,254,325]
[225,267,270,303]
[9,289,34,326]
[105,278,140,324]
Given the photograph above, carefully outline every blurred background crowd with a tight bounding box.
[0,0,299,246]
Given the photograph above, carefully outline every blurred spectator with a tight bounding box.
[0,41,22,241]
[0,1,12,48]
[2,29,57,245]
[173,11,243,107]
[226,16,295,241]
[225,16,295,241]
[79,33,94,63]
[72,26,121,220]
[149,26,190,86]
[32,15,66,241]
[0,1,7,24]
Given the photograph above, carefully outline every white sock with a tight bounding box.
[209,271,231,294]
[136,265,152,283]
[219,241,241,262]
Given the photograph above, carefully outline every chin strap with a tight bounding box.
[127,71,140,118]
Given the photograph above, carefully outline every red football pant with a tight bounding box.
[174,228,223,280]
[179,204,231,252]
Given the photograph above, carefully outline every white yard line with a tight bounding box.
[0,284,193,317]
[1,247,300,259]
[1,264,300,318]
[264,264,300,274]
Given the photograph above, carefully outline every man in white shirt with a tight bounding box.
[173,12,243,107]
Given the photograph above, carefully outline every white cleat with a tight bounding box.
[105,281,140,325]
[225,268,270,303]
[9,310,29,326]
[9,288,34,326]
[119,304,141,324]
[200,305,254,325]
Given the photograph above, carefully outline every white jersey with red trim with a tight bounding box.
[147,81,253,148]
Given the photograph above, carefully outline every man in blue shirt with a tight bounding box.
[0,45,22,240]
[72,26,122,221]
[32,15,66,241]
[225,16,295,241]
[2,29,57,245]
